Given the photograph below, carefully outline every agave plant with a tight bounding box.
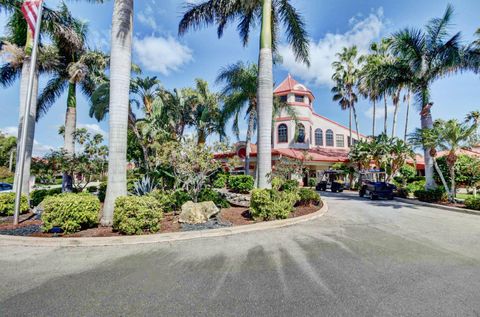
[132,175,158,196]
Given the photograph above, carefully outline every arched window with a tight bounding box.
[315,129,323,146]
[296,123,305,143]
[278,124,288,143]
[326,129,334,147]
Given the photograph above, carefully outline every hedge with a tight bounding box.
[296,188,321,206]
[0,193,29,216]
[113,196,163,235]
[250,188,299,220]
[228,175,254,193]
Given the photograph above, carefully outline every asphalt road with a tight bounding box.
[1,191,480,317]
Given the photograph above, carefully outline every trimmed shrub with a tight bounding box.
[395,188,409,198]
[171,190,192,210]
[308,178,317,187]
[98,182,107,202]
[250,188,299,220]
[281,179,299,192]
[297,188,321,206]
[0,193,29,216]
[113,196,163,235]
[41,193,100,234]
[228,175,254,193]
[198,188,230,208]
[465,197,480,210]
[212,174,228,189]
[414,188,447,203]
[406,180,425,194]
[30,187,62,207]
[149,190,176,213]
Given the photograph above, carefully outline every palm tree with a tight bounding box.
[131,76,160,116]
[101,0,133,226]
[0,1,77,195]
[179,0,310,188]
[216,62,258,175]
[390,5,465,190]
[332,46,359,144]
[465,110,480,125]
[36,4,107,192]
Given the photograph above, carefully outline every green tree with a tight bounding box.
[179,0,310,189]
[0,132,16,170]
[390,5,466,190]
[331,46,360,144]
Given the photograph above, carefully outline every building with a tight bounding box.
[217,75,368,184]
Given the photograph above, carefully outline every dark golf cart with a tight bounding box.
[358,170,396,200]
[316,170,345,193]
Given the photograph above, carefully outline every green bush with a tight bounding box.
[250,188,299,220]
[212,174,228,189]
[171,190,192,210]
[465,197,480,210]
[98,182,107,202]
[297,188,321,206]
[228,175,254,193]
[87,185,98,193]
[395,188,409,198]
[281,179,299,192]
[308,178,317,187]
[41,193,100,234]
[406,180,425,194]
[30,187,62,207]
[0,193,29,216]
[414,188,447,203]
[198,188,230,208]
[113,196,163,235]
[149,190,176,213]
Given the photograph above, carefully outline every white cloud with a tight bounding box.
[133,35,193,75]
[78,123,107,137]
[278,8,385,87]
[137,3,158,30]
[364,104,395,119]
[1,126,18,137]
[89,29,111,51]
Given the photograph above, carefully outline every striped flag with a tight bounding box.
[21,0,43,36]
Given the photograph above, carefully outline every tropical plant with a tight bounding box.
[132,175,158,196]
[331,46,360,144]
[179,0,310,189]
[389,5,466,189]
[102,0,134,226]
[0,132,16,169]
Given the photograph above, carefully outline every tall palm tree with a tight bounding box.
[101,0,133,226]
[390,4,465,190]
[179,0,310,188]
[216,62,258,175]
[0,1,77,195]
[332,46,359,144]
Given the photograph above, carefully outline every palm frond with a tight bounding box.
[36,76,68,120]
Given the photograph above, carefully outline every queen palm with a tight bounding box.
[131,76,160,116]
[102,0,133,226]
[390,5,465,190]
[332,46,359,144]
[179,0,309,188]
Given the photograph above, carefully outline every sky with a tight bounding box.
[0,0,479,156]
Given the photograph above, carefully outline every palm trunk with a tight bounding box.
[404,90,411,142]
[244,109,255,176]
[392,97,399,138]
[352,105,359,140]
[256,0,273,189]
[197,129,206,145]
[383,94,388,135]
[420,90,436,190]
[102,0,133,226]
[432,157,452,200]
[13,58,38,196]
[62,82,77,193]
[9,149,14,172]
[348,106,352,146]
[372,98,376,137]
[128,109,149,170]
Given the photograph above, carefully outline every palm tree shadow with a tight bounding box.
[320,191,420,210]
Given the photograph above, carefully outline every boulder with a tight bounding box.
[179,201,220,224]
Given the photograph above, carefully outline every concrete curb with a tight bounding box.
[0,200,328,247]
[395,197,480,216]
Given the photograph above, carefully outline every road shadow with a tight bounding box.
[319,190,420,211]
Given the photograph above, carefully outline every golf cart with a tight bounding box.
[316,170,345,193]
[358,170,396,200]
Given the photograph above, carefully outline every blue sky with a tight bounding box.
[0,0,479,155]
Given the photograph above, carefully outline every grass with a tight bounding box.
[456,193,477,200]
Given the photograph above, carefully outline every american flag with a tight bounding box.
[21,0,43,36]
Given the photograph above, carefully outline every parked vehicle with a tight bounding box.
[0,182,13,193]
[316,170,345,193]
[358,170,395,200]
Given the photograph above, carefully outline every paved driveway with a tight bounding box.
[1,191,480,316]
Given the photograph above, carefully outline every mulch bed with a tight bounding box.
[0,204,320,238]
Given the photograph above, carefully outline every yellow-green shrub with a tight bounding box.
[0,193,29,216]
[297,188,321,206]
[41,193,100,234]
[113,196,163,235]
[250,188,299,220]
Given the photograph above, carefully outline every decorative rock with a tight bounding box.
[178,201,220,224]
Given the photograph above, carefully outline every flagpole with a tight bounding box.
[13,2,43,226]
